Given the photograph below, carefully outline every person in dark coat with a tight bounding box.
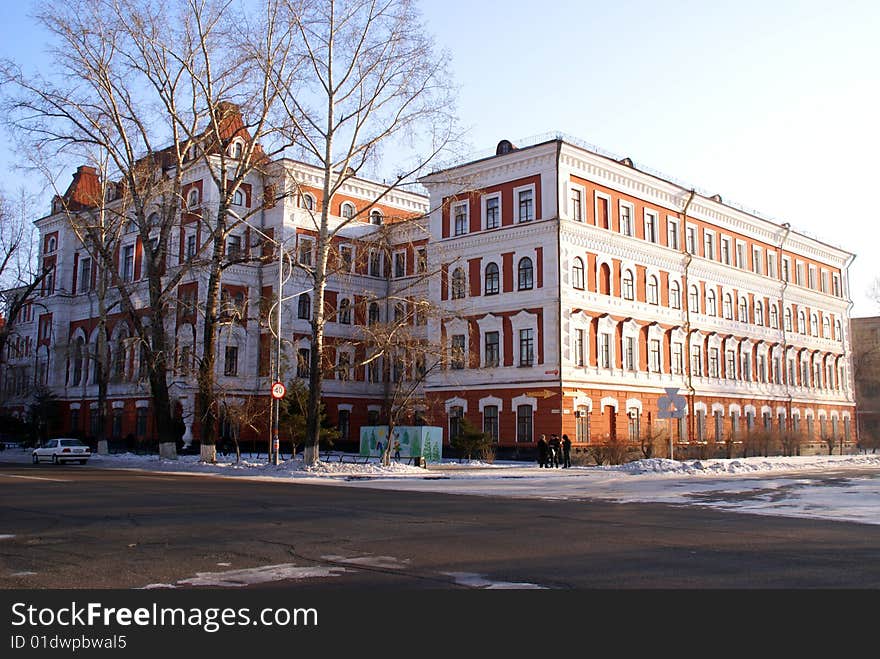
[537,434,548,468]
[549,434,561,468]
[561,434,572,468]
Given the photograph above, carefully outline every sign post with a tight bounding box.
[271,382,286,465]
[657,387,687,460]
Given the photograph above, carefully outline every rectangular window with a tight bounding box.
[417,248,428,273]
[832,274,841,297]
[574,329,585,367]
[686,225,697,255]
[369,251,382,278]
[758,354,767,382]
[338,352,351,381]
[483,405,499,442]
[796,262,805,286]
[736,242,746,269]
[709,347,719,378]
[742,354,752,381]
[644,211,657,243]
[298,238,313,266]
[516,405,533,443]
[599,333,611,369]
[223,346,238,376]
[394,252,406,278]
[451,335,466,369]
[136,407,148,437]
[752,246,762,275]
[691,345,702,377]
[122,245,134,282]
[518,189,534,223]
[820,270,829,294]
[720,237,731,265]
[571,188,583,221]
[727,350,737,379]
[78,257,92,293]
[519,328,534,366]
[367,358,380,384]
[782,257,791,282]
[624,336,635,371]
[485,331,500,367]
[226,234,242,260]
[620,204,632,236]
[186,234,197,261]
[767,252,777,279]
[672,343,683,375]
[453,202,468,236]
[340,246,353,272]
[667,219,680,250]
[808,265,817,290]
[485,196,500,230]
[297,348,310,378]
[703,231,715,260]
[649,339,661,372]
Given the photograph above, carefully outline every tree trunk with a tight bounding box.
[197,230,226,459]
[304,242,329,467]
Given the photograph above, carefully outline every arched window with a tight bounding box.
[338,298,352,324]
[71,337,85,386]
[112,334,128,381]
[706,288,717,316]
[811,313,819,337]
[723,293,733,319]
[451,268,466,299]
[230,141,243,158]
[647,275,658,305]
[572,257,584,290]
[297,293,311,320]
[769,303,779,329]
[738,297,748,323]
[755,301,764,326]
[47,236,57,253]
[147,212,160,228]
[187,188,200,208]
[302,194,315,211]
[368,302,380,325]
[669,279,681,309]
[485,262,500,295]
[518,257,533,290]
[622,269,634,300]
[689,285,699,312]
[798,310,806,334]
[233,189,244,206]
[370,209,383,225]
[822,316,830,338]
[836,319,842,341]
[784,308,793,332]
[341,202,355,219]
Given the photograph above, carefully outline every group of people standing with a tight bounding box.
[537,434,571,468]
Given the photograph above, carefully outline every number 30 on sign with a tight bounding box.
[271,382,286,399]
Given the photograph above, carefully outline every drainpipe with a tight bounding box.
[680,190,697,444]
[555,139,564,438]
[777,222,792,443]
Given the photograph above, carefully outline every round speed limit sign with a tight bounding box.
[271,382,286,399]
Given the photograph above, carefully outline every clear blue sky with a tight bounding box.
[2,0,878,316]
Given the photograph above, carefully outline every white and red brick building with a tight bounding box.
[1,132,857,457]
[420,136,856,456]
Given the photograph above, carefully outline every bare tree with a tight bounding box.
[270,0,459,465]
[2,0,296,461]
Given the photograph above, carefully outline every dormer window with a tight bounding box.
[370,209,383,225]
[187,188,200,208]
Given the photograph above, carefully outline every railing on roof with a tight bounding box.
[443,130,849,252]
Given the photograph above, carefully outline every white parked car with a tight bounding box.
[32,438,91,465]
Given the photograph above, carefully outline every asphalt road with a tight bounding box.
[3,460,880,589]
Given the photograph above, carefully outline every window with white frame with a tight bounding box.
[647,275,658,305]
[450,335,466,369]
[572,257,584,290]
[233,189,244,206]
[691,344,703,377]
[752,246,763,275]
[796,261,805,286]
[821,270,829,294]
[798,310,806,334]
[186,234,197,261]
[298,237,313,266]
[649,339,661,372]
[703,230,715,260]
[811,312,818,337]
[519,328,534,366]
[726,349,737,379]
[453,201,468,236]
[619,203,633,236]
[451,268,466,299]
[78,257,92,293]
[767,252,777,279]
[226,234,242,260]
[686,225,697,255]
[484,194,500,230]
[570,187,584,221]
[370,209,383,225]
[738,297,748,323]
[832,273,841,297]
[667,218,680,250]
[723,293,733,319]
[720,237,731,265]
[784,307,793,332]
[122,244,135,282]
[517,187,534,223]
[417,248,427,273]
[338,297,352,324]
[769,303,779,328]
[709,347,720,378]
[394,251,406,278]
[599,332,611,368]
[689,285,700,313]
[518,257,533,290]
[808,265,817,290]
[781,257,791,282]
[341,202,355,219]
[339,245,354,272]
[672,342,683,374]
[516,405,533,443]
[485,262,500,295]
[670,279,681,309]
[644,210,658,243]
[622,269,634,300]
[369,250,382,277]
[735,241,746,269]
[484,331,500,367]
[574,328,585,367]
[706,288,717,316]
[755,300,764,326]
[624,335,636,371]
